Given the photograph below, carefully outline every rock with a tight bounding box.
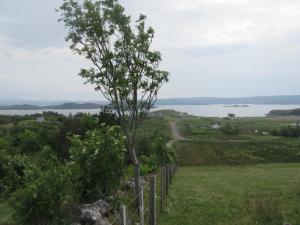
[73,200,112,225]
[125,177,146,190]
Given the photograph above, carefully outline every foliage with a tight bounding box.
[0,112,176,225]
[16,129,41,153]
[220,123,240,135]
[271,124,300,138]
[10,149,76,225]
[136,132,176,172]
[0,149,27,196]
[69,125,125,202]
[97,106,120,126]
[58,1,169,191]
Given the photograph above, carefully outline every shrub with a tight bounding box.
[11,149,76,225]
[69,125,125,202]
[0,149,27,196]
[136,132,176,171]
[271,124,300,138]
[220,123,240,135]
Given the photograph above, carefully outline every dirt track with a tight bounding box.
[166,121,188,148]
[169,121,186,141]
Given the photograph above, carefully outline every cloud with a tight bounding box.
[175,43,250,57]
[0,0,65,48]
[1,0,300,99]
[0,38,101,100]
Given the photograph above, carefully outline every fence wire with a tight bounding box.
[108,164,177,225]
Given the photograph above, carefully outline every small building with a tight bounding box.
[228,113,236,119]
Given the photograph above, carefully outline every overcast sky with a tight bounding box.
[1,0,300,101]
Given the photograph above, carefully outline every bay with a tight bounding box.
[1,104,300,117]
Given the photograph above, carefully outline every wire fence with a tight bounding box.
[108,163,178,225]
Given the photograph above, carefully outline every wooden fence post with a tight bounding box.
[172,164,174,176]
[165,165,169,196]
[160,166,164,213]
[134,164,141,211]
[170,164,173,184]
[149,176,156,225]
[169,164,172,183]
[139,187,144,225]
[120,204,126,225]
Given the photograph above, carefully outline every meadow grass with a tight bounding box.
[173,114,300,166]
[159,164,300,225]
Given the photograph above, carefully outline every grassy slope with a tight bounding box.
[159,164,300,225]
[175,116,300,166]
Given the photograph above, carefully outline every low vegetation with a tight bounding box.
[0,111,174,225]
[268,108,300,117]
[173,114,300,166]
[2,109,300,224]
[160,164,300,225]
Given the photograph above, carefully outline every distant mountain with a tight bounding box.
[0,104,41,110]
[44,103,103,109]
[156,95,300,105]
[0,103,103,110]
[0,98,107,106]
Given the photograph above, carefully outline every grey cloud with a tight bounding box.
[175,43,250,57]
[0,0,66,48]
[1,0,300,100]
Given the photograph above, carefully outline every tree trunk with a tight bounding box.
[129,145,142,212]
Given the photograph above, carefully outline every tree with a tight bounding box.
[58,0,169,196]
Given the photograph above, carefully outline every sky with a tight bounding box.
[0,0,300,101]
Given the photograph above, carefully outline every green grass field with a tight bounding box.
[172,115,300,166]
[159,164,300,225]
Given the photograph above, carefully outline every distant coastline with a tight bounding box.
[0,95,300,107]
[2,95,300,110]
[223,105,250,108]
[0,103,104,110]
[267,108,300,117]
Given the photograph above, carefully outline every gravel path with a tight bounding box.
[166,121,188,148]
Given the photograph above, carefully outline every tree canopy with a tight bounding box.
[58,0,169,170]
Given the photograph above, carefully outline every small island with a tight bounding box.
[223,105,250,108]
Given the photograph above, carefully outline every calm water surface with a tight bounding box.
[153,105,300,117]
[1,104,300,117]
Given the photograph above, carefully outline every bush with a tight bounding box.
[220,123,240,135]
[69,125,125,202]
[11,149,76,225]
[0,149,27,196]
[135,132,176,175]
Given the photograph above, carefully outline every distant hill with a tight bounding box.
[0,104,41,110]
[0,103,103,110]
[267,108,300,117]
[45,103,103,109]
[156,95,300,105]
[0,98,107,106]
